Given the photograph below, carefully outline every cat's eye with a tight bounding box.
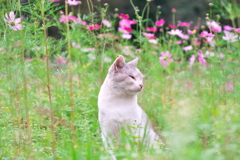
[129,75,136,80]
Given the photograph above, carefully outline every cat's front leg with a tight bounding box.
[101,134,117,160]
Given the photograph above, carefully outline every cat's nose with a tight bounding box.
[139,83,143,88]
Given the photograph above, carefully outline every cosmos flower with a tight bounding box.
[146,27,157,32]
[67,0,81,5]
[198,50,207,66]
[206,20,222,32]
[4,11,23,31]
[183,45,193,51]
[88,24,101,30]
[102,19,111,27]
[189,55,195,67]
[118,13,130,19]
[223,25,233,31]
[178,22,191,27]
[142,32,156,39]
[222,31,239,43]
[155,19,165,27]
[159,51,174,67]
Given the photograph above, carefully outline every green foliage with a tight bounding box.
[0,0,239,159]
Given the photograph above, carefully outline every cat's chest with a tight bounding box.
[99,103,141,124]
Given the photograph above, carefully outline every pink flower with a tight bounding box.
[178,33,189,40]
[198,50,207,66]
[118,13,130,19]
[199,31,215,37]
[4,11,23,31]
[159,51,174,67]
[194,26,199,29]
[82,48,95,52]
[56,57,68,64]
[48,0,61,2]
[59,14,81,23]
[155,19,165,27]
[118,18,136,39]
[142,32,156,39]
[178,22,191,27]
[102,19,111,27]
[225,83,234,93]
[88,24,101,30]
[235,28,240,33]
[72,42,81,48]
[122,33,132,39]
[206,21,222,32]
[189,55,195,67]
[187,29,196,35]
[222,31,239,43]
[175,41,183,45]
[223,25,233,31]
[168,29,182,35]
[171,8,176,12]
[183,45,193,51]
[168,24,177,29]
[66,0,80,5]
[206,36,215,47]
[146,27,157,32]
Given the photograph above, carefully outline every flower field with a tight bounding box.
[0,0,239,159]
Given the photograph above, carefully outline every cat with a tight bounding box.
[98,55,162,160]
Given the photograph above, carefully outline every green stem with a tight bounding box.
[65,2,77,146]
[41,1,56,158]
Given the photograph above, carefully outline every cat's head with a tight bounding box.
[106,55,143,96]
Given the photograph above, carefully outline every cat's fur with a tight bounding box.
[98,55,162,160]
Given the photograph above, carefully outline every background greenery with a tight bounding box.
[0,0,239,159]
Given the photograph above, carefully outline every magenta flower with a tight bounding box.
[206,21,222,32]
[178,22,191,27]
[67,0,81,5]
[88,24,101,30]
[118,18,136,39]
[155,19,165,27]
[198,50,207,66]
[223,25,233,31]
[102,19,111,27]
[171,8,176,12]
[118,13,130,19]
[235,28,240,33]
[159,51,174,67]
[168,25,177,29]
[4,11,23,31]
[146,27,157,32]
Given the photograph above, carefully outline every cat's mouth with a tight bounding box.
[129,87,143,93]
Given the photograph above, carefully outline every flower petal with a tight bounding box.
[15,18,21,24]
[9,11,15,20]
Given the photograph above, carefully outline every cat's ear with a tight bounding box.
[127,57,138,66]
[113,55,125,71]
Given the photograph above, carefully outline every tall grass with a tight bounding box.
[0,0,239,159]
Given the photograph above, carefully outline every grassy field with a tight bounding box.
[0,0,240,159]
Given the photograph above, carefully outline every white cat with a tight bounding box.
[98,55,162,160]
